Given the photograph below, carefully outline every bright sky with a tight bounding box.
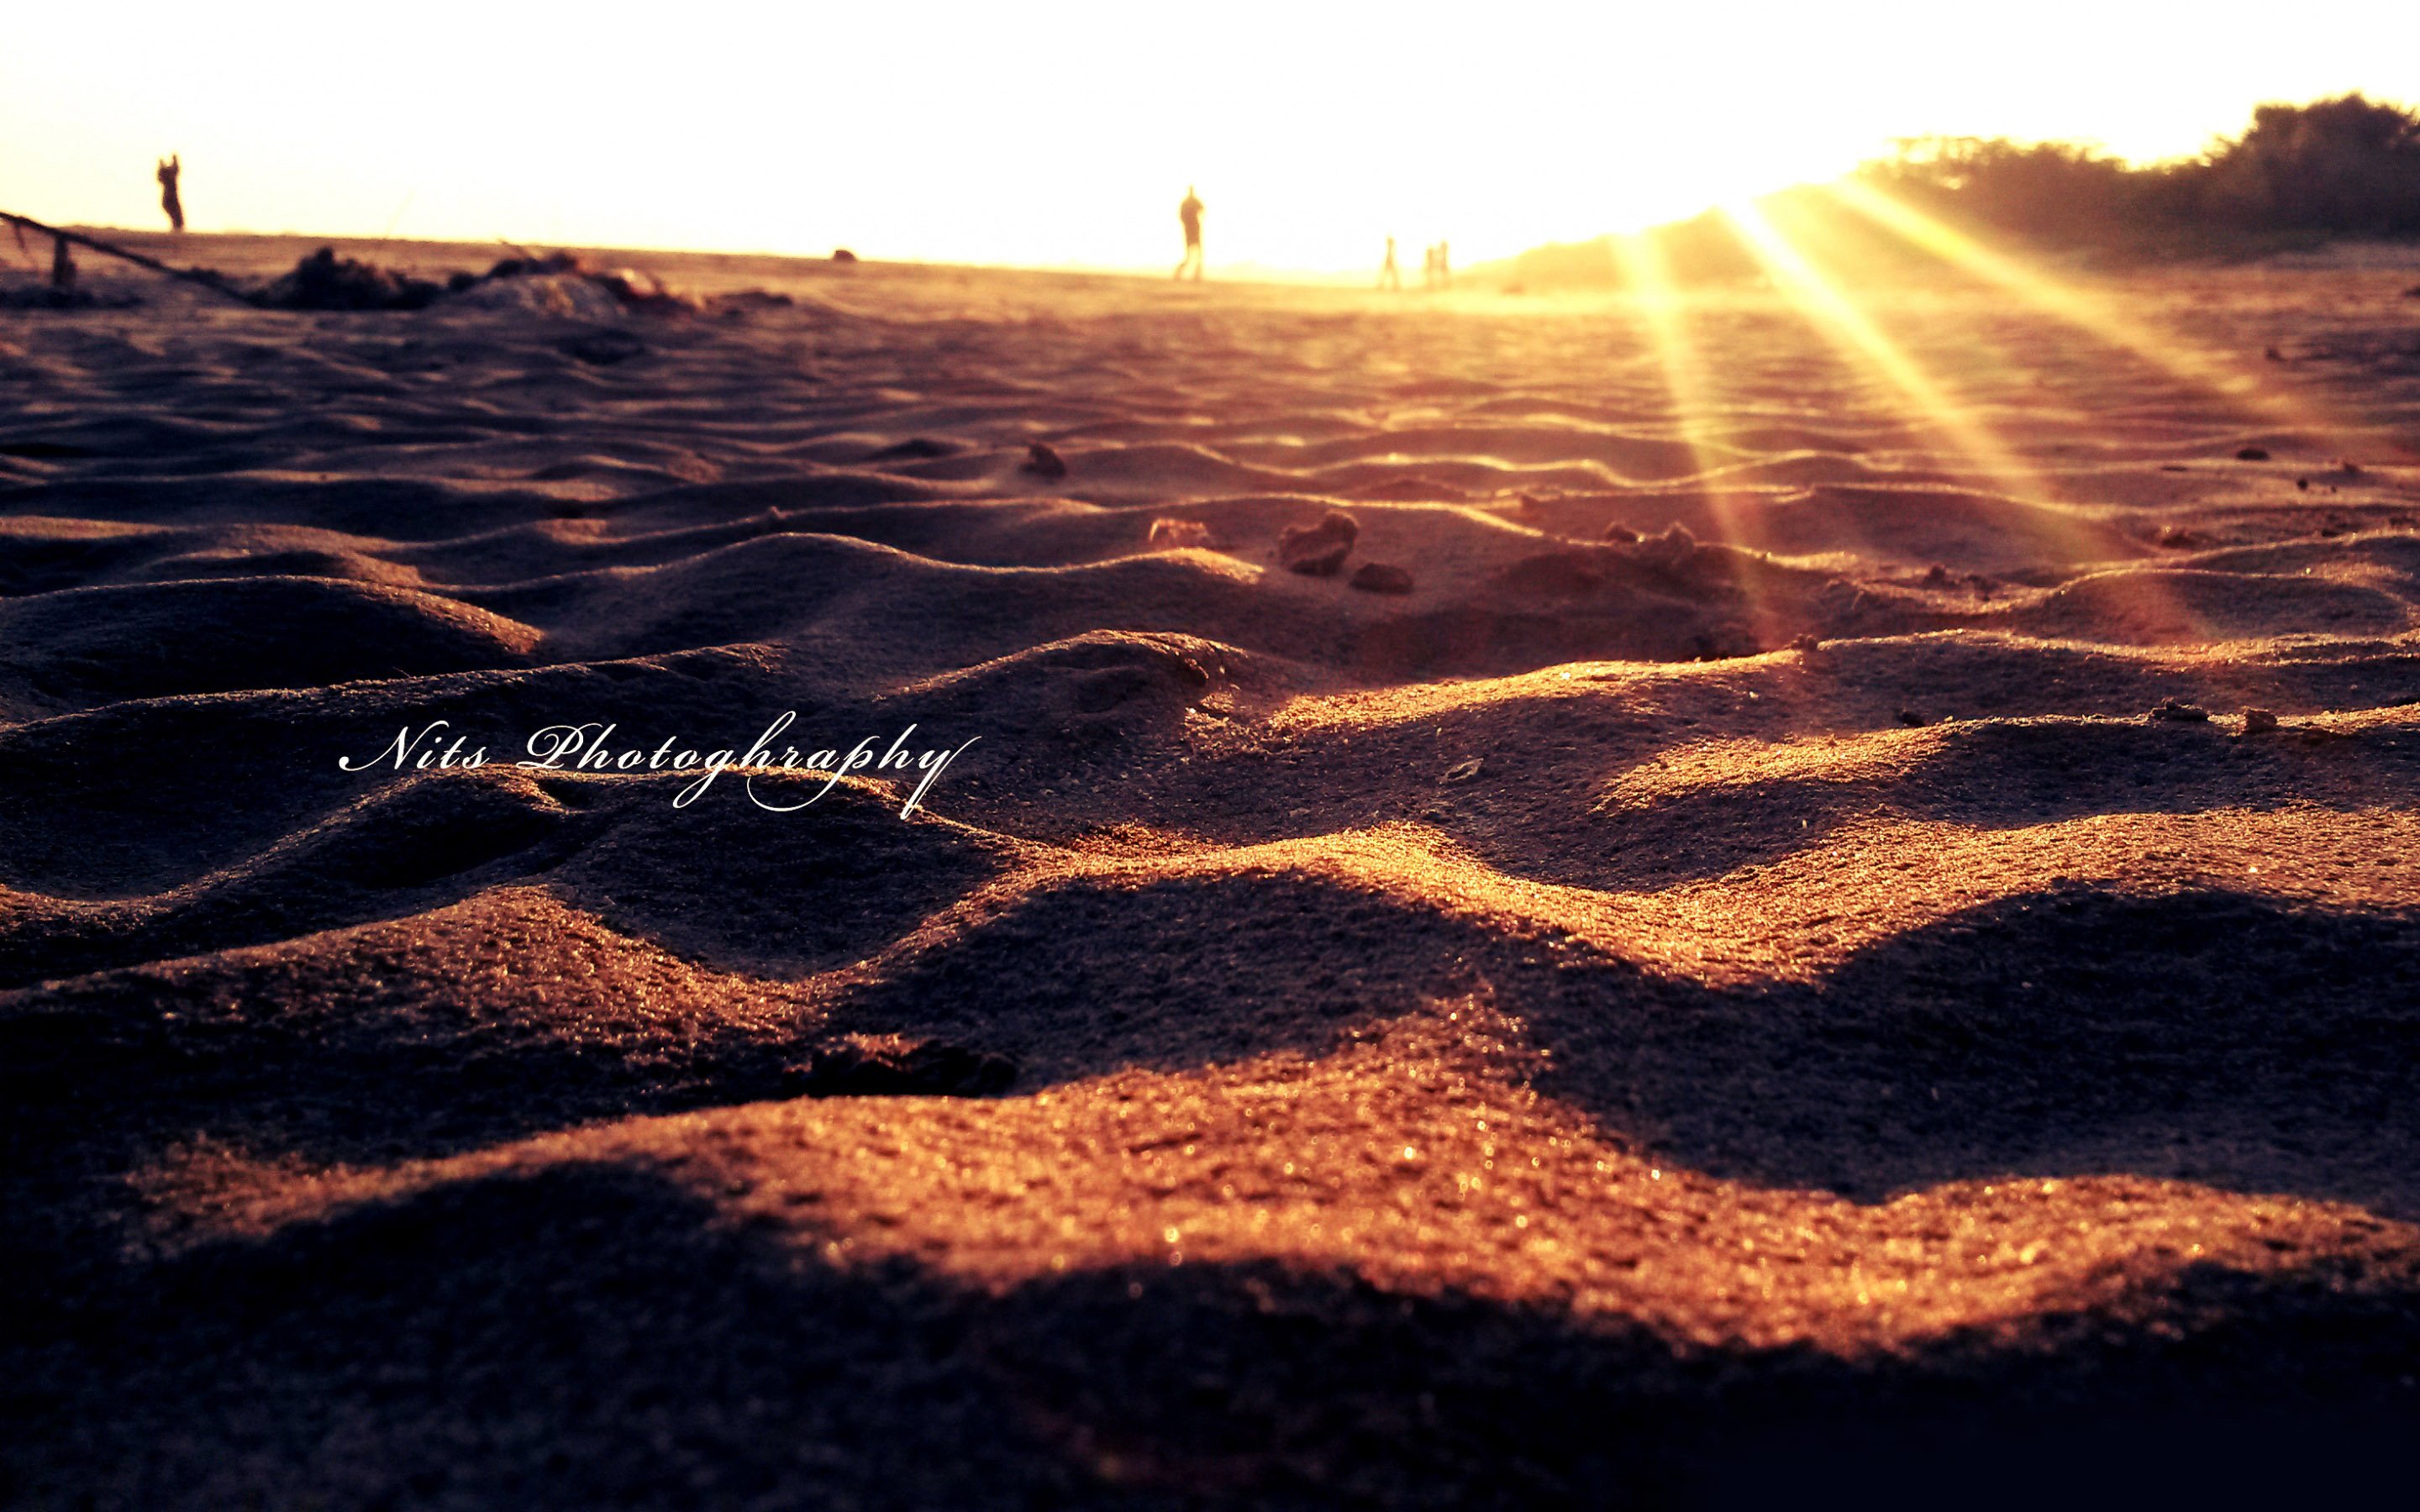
[3,2,2414,274]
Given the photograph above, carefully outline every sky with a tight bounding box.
[3,2,2416,274]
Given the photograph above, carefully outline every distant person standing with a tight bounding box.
[1436,239,1451,289]
[1174,185,1204,281]
[157,155,184,233]
[1380,235,1401,290]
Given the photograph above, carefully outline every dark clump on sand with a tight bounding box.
[245,244,702,313]
[0,284,143,310]
[255,244,447,310]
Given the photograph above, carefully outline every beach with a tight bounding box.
[6,234,2420,1505]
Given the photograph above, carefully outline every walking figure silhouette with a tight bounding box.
[1174,185,1204,281]
[157,155,184,233]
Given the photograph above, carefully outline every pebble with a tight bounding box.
[1636,522,1697,570]
[1280,509,1359,575]
[1149,517,1212,549]
[1022,442,1069,480]
[2149,699,2212,722]
[2244,706,2281,734]
[1350,562,1414,594]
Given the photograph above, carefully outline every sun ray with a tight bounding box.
[1718,197,2041,503]
[1717,193,2217,644]
[1607,236,1712,459]
[1601,229,1792,636]
[1812,176,2355,450]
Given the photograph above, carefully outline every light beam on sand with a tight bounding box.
[1606,230,1785,630]
[1607,232,1729,497]
[1813,176,2337,439]
[1772,181,2324,643]
[1718,194,2200,636]
[1719,197,2041,501]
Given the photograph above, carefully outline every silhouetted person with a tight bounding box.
[1174,185,1204,281]
[1422,243,1438,289]
[1380,235,1401,290]
[50,235,75,291]
[1436,239,1450,289]
[157,155,184,233]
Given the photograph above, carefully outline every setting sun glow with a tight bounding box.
[4,1,2412,273]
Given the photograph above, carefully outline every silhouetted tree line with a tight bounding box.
[1479,95,2420,292]
[1864,93,2420,248]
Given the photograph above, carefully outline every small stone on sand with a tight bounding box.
[2149,699,2212,722]
[2244,706,2281,734]
[1280,509,1359,575]
[1442,757,1484,784]
[1602,523,1639,543]
[1022,442,1069,480]
[1351,562,1414,594]
[1149,517,1212,549]
[1635,522,1696,570]
[2236,446,2270,461]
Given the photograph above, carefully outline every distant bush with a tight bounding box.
[1860,138,2149,243]
[1861,93,2420,249]
[2198,94,2420,234]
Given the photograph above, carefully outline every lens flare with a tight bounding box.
[1718,197,2039,503]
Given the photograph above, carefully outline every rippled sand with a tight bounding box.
[6,235,2420,1506]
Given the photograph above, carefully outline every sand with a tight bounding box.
[5,233,2420,1507]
